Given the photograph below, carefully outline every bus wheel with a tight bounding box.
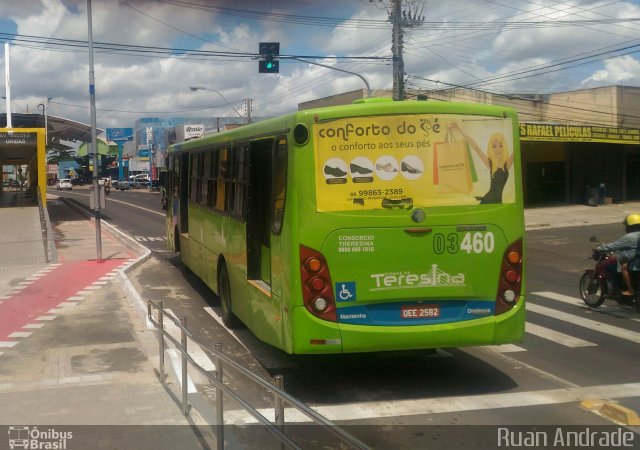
[218,263,241,328]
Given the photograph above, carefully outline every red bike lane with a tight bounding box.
[0,258,129,342]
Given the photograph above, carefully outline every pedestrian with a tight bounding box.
[598,182,606,205]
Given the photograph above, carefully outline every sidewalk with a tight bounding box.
[524,201,640,230]
[0,193,215,449]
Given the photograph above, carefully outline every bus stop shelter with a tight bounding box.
[0,113,98,200]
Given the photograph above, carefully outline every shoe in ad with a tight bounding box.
[401,161,422,174]
[324,165,347,177]
[350,163,373,175]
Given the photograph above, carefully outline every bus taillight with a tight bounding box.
[496,238,523,315]
[300,245,337,322]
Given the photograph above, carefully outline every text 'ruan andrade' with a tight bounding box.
[497,427,634,448]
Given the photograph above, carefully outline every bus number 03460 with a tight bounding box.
[433,232,495,254]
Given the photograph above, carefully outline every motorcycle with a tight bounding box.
[579,236,640,311]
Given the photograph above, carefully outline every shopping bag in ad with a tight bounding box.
[433,140,474,194]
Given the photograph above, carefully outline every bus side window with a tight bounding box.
[171,155,179,197]
[231,143,249,219]
[271,136,288,235]
[206,148,215,208]
[201,150,211,208]
[189,153,198,203]
[196,152,205,205]
[215,147,229,213]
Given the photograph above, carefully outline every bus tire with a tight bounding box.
[218,263,241,329]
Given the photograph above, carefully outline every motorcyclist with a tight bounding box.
[595,214,640,296]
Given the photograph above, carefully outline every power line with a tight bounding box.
[157,0,640,30]
[404,35,640,92]
[401,0,640,88]
[0,31,389,62]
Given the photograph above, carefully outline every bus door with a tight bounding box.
[247,139,273,285]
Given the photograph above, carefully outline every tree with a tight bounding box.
[47,149,77,164]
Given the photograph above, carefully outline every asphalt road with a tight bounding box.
[55,186,168,253]
[51,188,640,449]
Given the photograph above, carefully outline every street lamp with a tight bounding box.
[37,97,53,151]
[288,57,371,98]
[190,86,247,124]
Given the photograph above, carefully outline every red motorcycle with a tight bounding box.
[579,236,640,311]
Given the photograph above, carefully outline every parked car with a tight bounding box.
[129,173,150,182]
[56,178,73,190]
[129,174,149,189]
[113,178,130,190]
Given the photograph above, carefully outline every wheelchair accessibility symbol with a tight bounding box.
[335,282,356,302]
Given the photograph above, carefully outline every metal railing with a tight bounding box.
[147,300,370,450]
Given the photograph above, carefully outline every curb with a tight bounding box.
[581,399,640,425]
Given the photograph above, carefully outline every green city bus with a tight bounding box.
[165,99,525,354]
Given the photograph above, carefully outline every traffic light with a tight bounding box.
[259,42,279,73]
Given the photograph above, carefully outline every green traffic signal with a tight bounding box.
[259,58,279,73]
[259,41,280,73]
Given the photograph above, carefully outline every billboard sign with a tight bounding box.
[184,124,204,140]
[106,128,133,142]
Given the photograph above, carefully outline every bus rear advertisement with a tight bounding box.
[165,99,525,354]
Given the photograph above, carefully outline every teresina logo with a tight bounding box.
[370,264,465,290]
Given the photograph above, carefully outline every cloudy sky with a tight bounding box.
[0,0,639,133]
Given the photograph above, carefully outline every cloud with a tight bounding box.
[581,55,640,86]
[1,0,639,133]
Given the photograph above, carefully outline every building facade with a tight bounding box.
[300,85,640,205]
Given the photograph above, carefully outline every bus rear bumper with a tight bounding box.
[290,299,525,354]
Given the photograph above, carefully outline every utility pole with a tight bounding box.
[391,0,404,101]
[388,0,425,101]
[87,0,102,261]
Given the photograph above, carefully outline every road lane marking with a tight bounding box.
[525,322,596,347]
[8,331,32,338]
[534,291,640,321]
[533,291,584,306]
[527,303,640,343]
[59,191,165,216]
[219,382,640,424]
[485,344,526,353]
